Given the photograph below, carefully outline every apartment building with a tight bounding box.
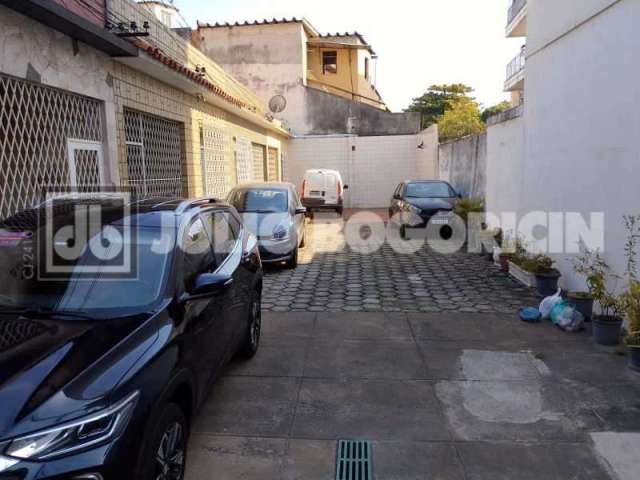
[486,0,639,289]
[0,0,289,220]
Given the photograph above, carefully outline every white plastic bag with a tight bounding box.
[539,289,563,319]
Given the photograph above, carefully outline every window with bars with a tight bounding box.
[123,109,183,199]
[199,123,229,198]
[0,74,104,220]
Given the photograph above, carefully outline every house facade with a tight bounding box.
[195,18,420,136]
[486,0,639,290]
[0,0,289,220]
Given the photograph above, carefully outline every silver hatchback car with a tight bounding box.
[227,182,307,268]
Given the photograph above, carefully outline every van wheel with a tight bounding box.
[139,403,189,480]
[299,230,306,248]
[400,224,408,240]
[336,206,344,216]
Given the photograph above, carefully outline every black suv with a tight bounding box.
[0,196,262,480]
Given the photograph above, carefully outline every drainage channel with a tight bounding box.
[335,440,373,480]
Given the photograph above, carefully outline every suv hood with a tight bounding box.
[0,313,150,440]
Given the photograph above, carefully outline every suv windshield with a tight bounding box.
[405,182,454,198]
[0,226,173,319]
[229,189,288,213]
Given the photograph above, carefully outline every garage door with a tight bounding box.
[251,143,266,182]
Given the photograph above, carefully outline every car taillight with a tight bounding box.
[301,180,306,200]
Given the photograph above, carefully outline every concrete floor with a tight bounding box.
[186,214,640,479]
[186,311,640,480]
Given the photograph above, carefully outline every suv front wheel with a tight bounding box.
[140,403,189,480]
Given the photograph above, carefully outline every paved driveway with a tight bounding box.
[262,213,540,314]
[187,212,640,479]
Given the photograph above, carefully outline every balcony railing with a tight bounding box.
[508,0,527,26]
[506,48,526,83]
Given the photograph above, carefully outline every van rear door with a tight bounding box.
[323,173,339,205]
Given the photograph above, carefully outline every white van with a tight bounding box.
[300,169,348,215]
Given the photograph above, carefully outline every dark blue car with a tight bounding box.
[0,196,263,480]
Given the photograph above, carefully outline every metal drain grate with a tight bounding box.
[335,440,373,480]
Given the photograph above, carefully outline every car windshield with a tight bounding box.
[0,226,173,319]
[405,182,453,198]
[230,189,288,213]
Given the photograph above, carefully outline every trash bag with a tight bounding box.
[550,301,584,332]
[539,289,563,319]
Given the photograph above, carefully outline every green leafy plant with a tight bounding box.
[455,198,485,224]
[622,215,640,346]
[573,249,624,320]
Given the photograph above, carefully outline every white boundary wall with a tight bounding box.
[285,126,438,208]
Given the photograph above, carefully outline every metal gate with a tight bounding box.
[199,123,229,197]
[267,147,278,182]
[124,109,183,198]
[251,143,266,182]
[0,74,103,219]
[235,136,252,185]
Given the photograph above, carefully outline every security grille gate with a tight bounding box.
[235,136,252,184]
[251,143,267,182]
[200,123,229,197]
[124,109,183,198]
[267,147,278,181]
[0,74,104,220]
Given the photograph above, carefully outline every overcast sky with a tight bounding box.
[176,0,523,112]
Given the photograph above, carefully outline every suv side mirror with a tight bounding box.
[295,207,307,215]
[343,185,349,190]
[457,193,463,199]
[183,273,233,302]
[393,193,401,200]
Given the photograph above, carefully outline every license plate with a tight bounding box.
[431,218,449,225]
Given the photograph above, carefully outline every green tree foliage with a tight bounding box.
[404,84,475,129]
[438,97,486,142]
[481,101,512,122]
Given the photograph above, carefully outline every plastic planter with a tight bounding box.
[535,270,561,296]
[567,293,594,322]
[592,316,623,346]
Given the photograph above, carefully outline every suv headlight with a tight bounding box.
[4,391,138,461]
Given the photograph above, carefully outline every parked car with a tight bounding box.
[228,182,306,268]
[0,196,262,480]
[300,169,348,215]
[389,180,462,238]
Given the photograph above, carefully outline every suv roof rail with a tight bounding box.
[175,197,220,214]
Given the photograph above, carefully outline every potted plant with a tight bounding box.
[574,249,624,346]
[533,254,562,296]
[507,238,537,288]
[622,281,640,370]
[567,291,594,322]
[621,214,640,370]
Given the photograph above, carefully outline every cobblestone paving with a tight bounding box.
[262,215,541,313]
